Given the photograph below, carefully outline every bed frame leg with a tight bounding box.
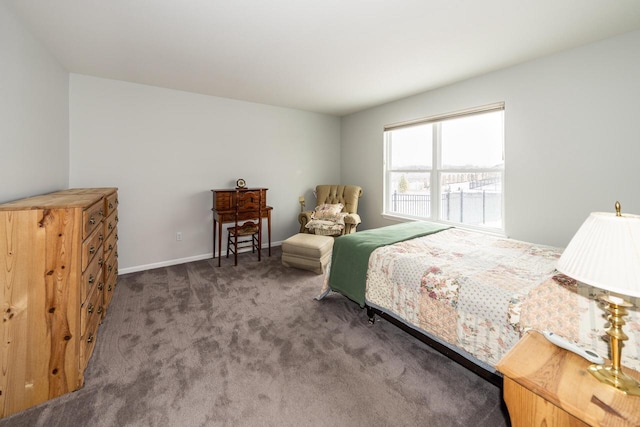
[366,306,375,325]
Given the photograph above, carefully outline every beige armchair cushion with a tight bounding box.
[298,185,363,235]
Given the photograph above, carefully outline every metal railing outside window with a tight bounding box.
[391,190,501,226]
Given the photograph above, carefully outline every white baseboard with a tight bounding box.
[118,241,283,274]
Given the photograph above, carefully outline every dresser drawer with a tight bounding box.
[104,257,118,310]
[105,249,118,280]
[104,223,118,261]
[82,226,103,272]
[81,247,104,303]
[104,209,118,236]
[83,200,104,239]
[80,304,101,371]
[105,209,118,239]
[104,192,119,217]
[81,278,103,337]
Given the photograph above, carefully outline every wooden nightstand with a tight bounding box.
[496,330,640,426]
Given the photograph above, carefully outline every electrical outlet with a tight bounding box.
[176,232,183,241]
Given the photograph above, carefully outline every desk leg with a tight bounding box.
[213,218,216,261]
[217,220,223,267]
[267,210,272,257]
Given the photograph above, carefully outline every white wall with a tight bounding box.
[5,1,638,266]
[341,30,640,248]
[0,2,69,203]
[69,75,341,272]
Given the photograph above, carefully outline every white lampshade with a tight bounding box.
[557,211,640,298]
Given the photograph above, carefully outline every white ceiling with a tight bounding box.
[7,0,640,116]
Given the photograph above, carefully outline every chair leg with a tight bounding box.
[234,230,238,266]
[257,229,262,262]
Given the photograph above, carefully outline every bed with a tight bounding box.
[316,222,640,384]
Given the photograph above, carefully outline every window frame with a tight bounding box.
[383,103,505,234]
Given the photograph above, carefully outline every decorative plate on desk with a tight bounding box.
[236,178,246,189]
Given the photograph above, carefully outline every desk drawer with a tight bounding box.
[212,188,268,211]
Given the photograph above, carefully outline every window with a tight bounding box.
[383,103,504,232]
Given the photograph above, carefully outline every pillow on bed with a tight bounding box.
[312,203,344,220]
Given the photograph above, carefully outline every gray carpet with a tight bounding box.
[1,248,509,426]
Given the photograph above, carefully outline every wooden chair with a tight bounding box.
[226,189,262,265]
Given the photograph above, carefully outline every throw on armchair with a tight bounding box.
[299,185,363,236]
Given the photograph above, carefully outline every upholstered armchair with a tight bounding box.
[298,185,363,235]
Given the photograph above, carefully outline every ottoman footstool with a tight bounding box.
[281,233,334,274]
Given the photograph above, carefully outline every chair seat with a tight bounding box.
[230,222,259,236]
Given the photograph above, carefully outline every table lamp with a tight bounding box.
[556,202,640,395]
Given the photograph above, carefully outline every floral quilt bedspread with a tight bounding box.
[365,228,640,370]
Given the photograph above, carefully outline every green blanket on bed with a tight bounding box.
[328,221,451,307]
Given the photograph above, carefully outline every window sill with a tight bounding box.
[381,212,507,238]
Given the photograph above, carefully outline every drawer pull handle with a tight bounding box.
[108,284,112,291]
[108,265,112,272]
[99,233,104,241]
[108,244,113,251]
[98,258,104,267]
[88,303,94,314]
[108,223,113,231]
[97,282,104,291]
[87,333,94,343]
[98,306,103,315]
[89,246,96,255]
[109,202,113,209]
[89,216,96,225]
[99,209,104,217]
[115,215,119,223]
[88,275,95,284]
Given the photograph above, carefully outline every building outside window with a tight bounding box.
[383,103,505,232]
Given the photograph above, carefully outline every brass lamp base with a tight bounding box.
[592,294,640,396]
[588,364,640,396]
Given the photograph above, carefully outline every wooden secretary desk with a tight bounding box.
[211,188,272,266]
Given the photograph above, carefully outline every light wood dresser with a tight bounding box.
[0,187,118,418]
